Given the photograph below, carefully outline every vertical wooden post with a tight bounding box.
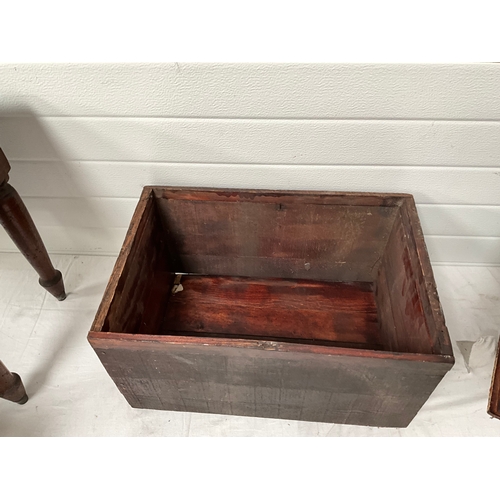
[0,181,66,300]
[0,360,28,404]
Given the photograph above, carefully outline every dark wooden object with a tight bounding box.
[0,148,66,301]
[88,187,454,427]
[162,276,382,349]
[488,342,500,419]
[0,360,28,404]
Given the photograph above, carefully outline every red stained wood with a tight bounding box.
[155,196,398,282]
[0,360,28,405]
[0,148,11,181]
[373,199,452,357]
[488,341,500,419]
[375,212,432,354]
[0,147,66,301]
[88,187,455,427]
[98,193,173,334]
[152,186,408,207]
[162,276,381,348]
[399,198,452,356]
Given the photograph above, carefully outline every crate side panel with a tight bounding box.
[156,196,398,281]
[376,210,433,354]
[488,341,500,419]
[400,200,453,357]
[104,197,171,334]
[91,339,451,427]
[374,264,399,353]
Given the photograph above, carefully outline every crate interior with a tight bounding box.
[102,189,439,355]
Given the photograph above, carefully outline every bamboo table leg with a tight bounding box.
[0,360,28,404]
[0,181,66,301]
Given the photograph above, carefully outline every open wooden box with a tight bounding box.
[88,187,454,428]
[488,344,500,420]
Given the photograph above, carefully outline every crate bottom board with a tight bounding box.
[157,275,383,350]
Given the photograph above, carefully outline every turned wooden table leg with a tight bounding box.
[0,181,66,300]
[0,360,28,404]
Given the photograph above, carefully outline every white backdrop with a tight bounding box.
[1,63,499,264]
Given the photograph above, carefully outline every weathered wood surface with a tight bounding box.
[89,335,452,427]
[155,189,399,282]
[88,187,454,427]
[375,212,431,354]
[0,148,10,182]
[0,148,66,300]
[94,192,173,334]
[162,276,381,348]
[152,187,408,206]
[0,360,28,405]
[400,198,452,356]
[374,197,452,356]
[488,341,500,419]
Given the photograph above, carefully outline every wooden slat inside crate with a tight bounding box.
[102,194,171,334]
[161,275,382,349]
[155,196,399,282]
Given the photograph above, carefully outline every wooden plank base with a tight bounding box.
[162,275,383,350]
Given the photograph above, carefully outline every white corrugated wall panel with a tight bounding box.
[1,63,499,264]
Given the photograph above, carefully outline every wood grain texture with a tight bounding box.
[89,337,452,428]
[162,276,381,348]
[488,341,500,419]
[4,162,500,264]
[4,229,500,266]
[0,179,66,300]
[400,199,452,357]
[373,261,399,353]
[155,189,399,281]
[5,197,500,237]
[0,359,28,404]
[0,148,10,182]
[374,198,451,357]
[88,187,454,426]
[375,213,432,354]
[91,189,172,333]
[1,63,499,119]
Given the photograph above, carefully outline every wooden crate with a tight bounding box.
[489,343,500,420]
[88,187,454,428]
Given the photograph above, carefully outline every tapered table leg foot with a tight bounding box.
[0,360,28,404]
[40,269,66,301]
[0,181,66,301]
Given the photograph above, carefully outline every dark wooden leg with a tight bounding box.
[0,360,28,404]
[0,181,66,300]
